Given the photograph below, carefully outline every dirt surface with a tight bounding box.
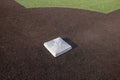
[0,0,120,80]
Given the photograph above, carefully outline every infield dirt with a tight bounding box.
[0,0,120,80]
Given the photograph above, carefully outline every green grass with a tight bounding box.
[16,0,120,13]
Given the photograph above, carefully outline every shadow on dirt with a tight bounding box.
[63,37,78,49]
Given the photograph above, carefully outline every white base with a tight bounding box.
[44,37,72,57]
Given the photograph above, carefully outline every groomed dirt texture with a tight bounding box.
[0,0,120,80]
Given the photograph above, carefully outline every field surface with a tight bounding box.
[0,0,120,80]
[16,0,120,13]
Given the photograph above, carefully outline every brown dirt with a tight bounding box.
[0,0,120,80]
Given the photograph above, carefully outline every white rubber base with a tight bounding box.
[44,37,72,57]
